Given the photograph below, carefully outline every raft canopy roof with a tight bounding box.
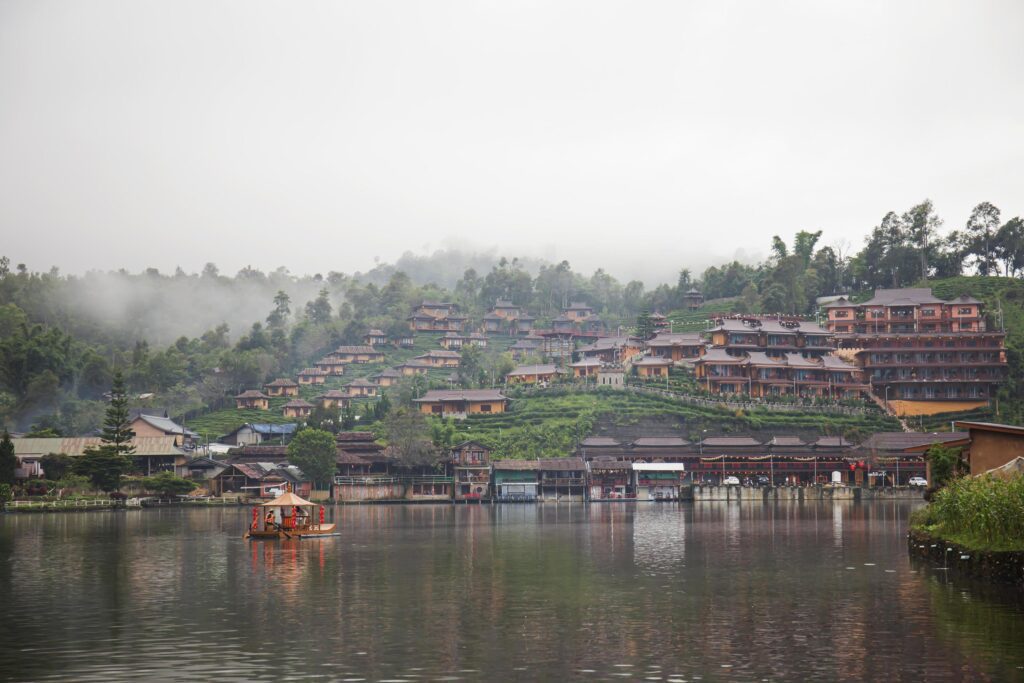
[262,491,315,507]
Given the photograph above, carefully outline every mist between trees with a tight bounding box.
[0,199,1021,432]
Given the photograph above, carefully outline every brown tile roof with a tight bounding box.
[857,432,969,452]
[235,390,269,399]
[317,389,353,399]
[492,459,540,470]
[589,458,632,470]
[298,367,328,376]
[701,436,763,447]
[632,355,673,366]
[580,437,621,447]
[335,345,380,354]
[539,457,585,470]
[265,378,299,387]
[336,431,377,442]
[346,378,377,387]
[413,389,508,403]
[632,437,690,448]
[282,399,313,408]
[416,350,462,359]
[507,364,560,376]
[860,288,946,306]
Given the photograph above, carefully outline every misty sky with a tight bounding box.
[1,1,1022,286]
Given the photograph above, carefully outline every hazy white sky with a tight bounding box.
[1,0,1022,285]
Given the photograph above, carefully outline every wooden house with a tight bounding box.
[632,463,687,500]
[297,367,328,385]
[398,334,416,348]
[633,355,674,379]
[345,378,378,397]
[683,288,704,310]
[482,312,505,334]
[369,368,402,387]
[221,423,297,447]
[414,350,461,368]
[414,389,508,417]
[538,457,586,502]
[564,301,594,321]
[440,332,468,350]
[264,378,299,397]
[588,458,635,499]
[413,301,460,319]
[508,337,542,361]
[492,299,521,319]
[14,436,189,480]
[316,389,353,409]
[646,332,705,362]
[128,413,197,448]
[954,421,1024,477]
[395,360,432,376]
[235,390,270,410]
[577,336,644,363]
[333,345,384,364]
[569,357,603,379]
[505,363,562,385]
[451,441,491,501]
[512,315,536,335]
[363,329,388,346]
[551,315,575,333]
[493,459,539,501]
[407,313,435,331]
[315,356,347,376]
[282,399,314,419]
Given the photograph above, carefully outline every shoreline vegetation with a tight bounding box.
[909,475,1024,586]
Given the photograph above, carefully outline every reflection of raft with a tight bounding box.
[244,491,337,539]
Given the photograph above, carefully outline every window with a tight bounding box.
[431,405,443,414]
[958,307,974,315]
[480,404,492,412]
[921,308,936,316]
[833,310,850,318]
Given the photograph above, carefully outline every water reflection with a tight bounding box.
[1,502,1022,681]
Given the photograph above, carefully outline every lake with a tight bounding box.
[1,502,1023,681]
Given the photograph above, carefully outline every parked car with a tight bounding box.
[755,475,770,486]
[908,477,928,487]
[723,476,740,486]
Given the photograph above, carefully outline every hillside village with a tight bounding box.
[8,281,1016,501]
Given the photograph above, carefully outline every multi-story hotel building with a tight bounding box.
[822,288,1007,413]
[692,316,867,398]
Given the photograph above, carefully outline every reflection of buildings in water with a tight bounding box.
[632,507,686,572]
[833,501,843,548]
[725,501,741,550]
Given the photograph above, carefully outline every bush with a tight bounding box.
[927,475,1024,549]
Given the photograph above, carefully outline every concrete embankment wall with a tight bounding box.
[908,528,1024,587]
[690,485,925,502]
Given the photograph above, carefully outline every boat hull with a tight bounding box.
[245,523,337,539]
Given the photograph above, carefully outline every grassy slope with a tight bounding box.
[445,389,900,459]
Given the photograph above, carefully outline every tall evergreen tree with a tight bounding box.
[75,371,135,492]
[0,431,17,486]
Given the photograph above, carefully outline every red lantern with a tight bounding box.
[251,506,259,528]
[319,506,325,524]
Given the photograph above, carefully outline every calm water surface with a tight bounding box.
[2,502,1023,682]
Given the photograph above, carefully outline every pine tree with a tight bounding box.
[75,371,136,492]
[0,431,17,486]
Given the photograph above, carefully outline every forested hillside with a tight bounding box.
[1,196,1021,435]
